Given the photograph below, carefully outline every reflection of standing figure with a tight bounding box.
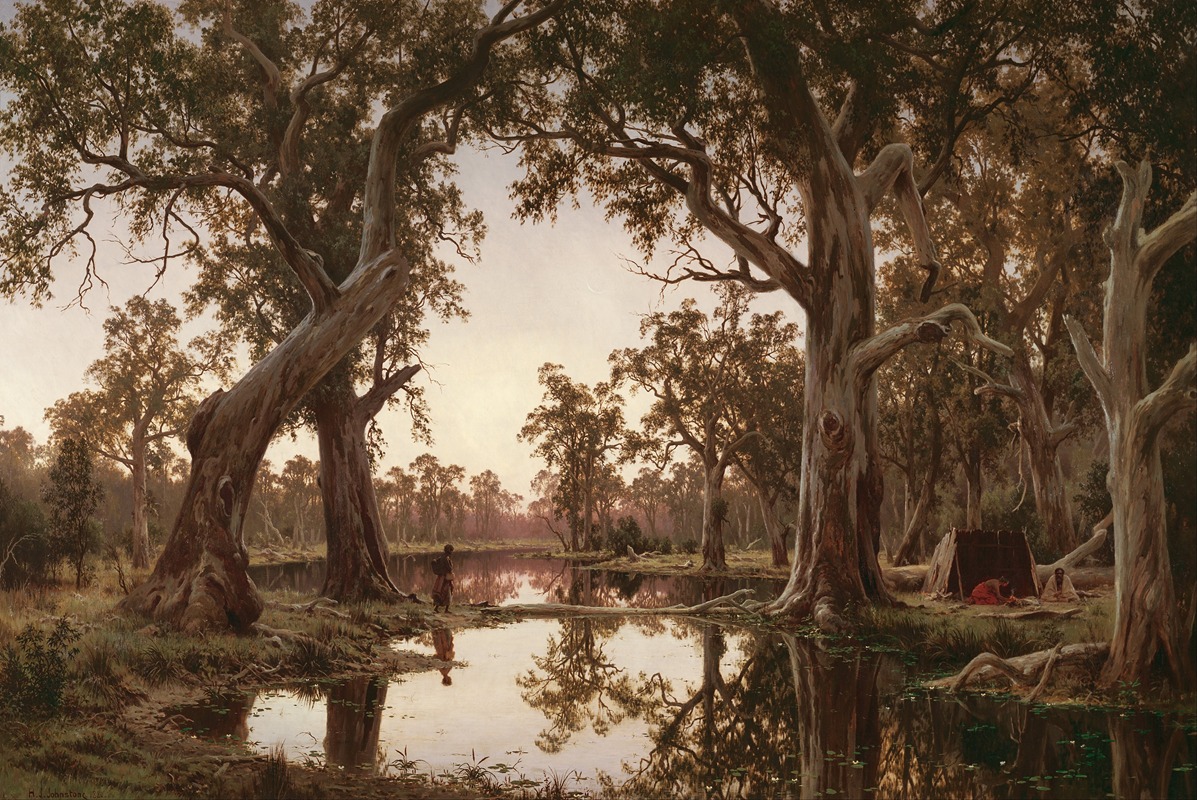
[431,544,455,612]
[432,626,456,686]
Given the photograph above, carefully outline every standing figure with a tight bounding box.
[431,544,455,612]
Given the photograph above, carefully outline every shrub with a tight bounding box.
[680,538,699,555]
[0,617,80,717]
[605,516,648,556]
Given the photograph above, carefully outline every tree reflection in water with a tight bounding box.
[324,675,387,774]
[517,616,651,753]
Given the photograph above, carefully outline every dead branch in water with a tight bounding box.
[929,641,1108,694]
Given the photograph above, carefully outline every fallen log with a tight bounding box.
[928,641,1108,692]
[976,607,1082,621]
[1036,525,1109,583]
[481,588,757,618]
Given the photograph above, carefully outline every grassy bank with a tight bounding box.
[0,572,522,800]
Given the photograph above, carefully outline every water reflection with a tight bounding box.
[174,561,1196,798]
[248,549,783,608]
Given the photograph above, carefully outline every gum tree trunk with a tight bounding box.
[1066,160,1196,689]
[119,253,411,631]
[314,392,400,602]
[1011,355,1077,554]
[893,407,942,566]
[130,434,151,569]
[116,0,563,631]
[314,360,419,601]
[699,463,728,570]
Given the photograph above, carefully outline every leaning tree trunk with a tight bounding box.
[130,435,151,570]
[1065,160,1196,690]
[119,250,410,632]
[313,385,401,602]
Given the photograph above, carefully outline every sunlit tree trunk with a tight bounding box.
[1066,160,1196,689]
[120,253,411,631]
[130,433,151,569]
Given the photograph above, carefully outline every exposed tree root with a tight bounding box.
[482,588,757,618]
[929,641,1108,696]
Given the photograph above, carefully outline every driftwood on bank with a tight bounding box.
[480,588,758,618]
[928,641,1109,692]
[976,607,1082,621]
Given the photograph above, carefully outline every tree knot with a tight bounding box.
[916,320,948,343]
[819,410,850,453]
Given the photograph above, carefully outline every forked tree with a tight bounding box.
[1065,161,1196,690]
[0,0,563,631]
[505,0,1022,625]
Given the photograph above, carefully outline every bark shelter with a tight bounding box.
[120,1,564,631]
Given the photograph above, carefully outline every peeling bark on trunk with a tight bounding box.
[767,179,895,627]
[119,252,410,632]
[314,388,400,602]
[1065,160,1196,690]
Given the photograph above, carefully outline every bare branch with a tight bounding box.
[948,357,1023,400]
[1132,344,1197,449]
[222,3,282,109]
[857,143,940,301]
[850,303,1013,382]
[1063,314,1113,418]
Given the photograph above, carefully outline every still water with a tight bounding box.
[177,553,1195,798]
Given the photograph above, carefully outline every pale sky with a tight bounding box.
[0,140,799,500]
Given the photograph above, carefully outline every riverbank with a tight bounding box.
[0,574,514,800]
[1,549,1177,800]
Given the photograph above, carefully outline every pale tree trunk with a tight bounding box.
[974,352,1078,555]
[756,490,789,568]
[963,440,983,529]
[893,407,942,566]
[1065,160,1196,689]
[130,434,151,570]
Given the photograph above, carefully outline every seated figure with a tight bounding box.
[1040,567,1080,603]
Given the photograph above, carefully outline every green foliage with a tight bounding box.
[0,477,51,587]
[0,618,80,717]
[42,438,104,588]
[980,483,1051,561]
[1075,460,1114,565]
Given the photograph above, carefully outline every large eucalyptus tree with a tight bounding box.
[501,0,1041,625]
[0,0,563,631]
